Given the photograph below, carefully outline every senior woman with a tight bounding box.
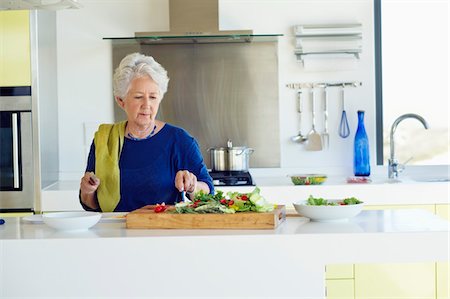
[79,53,213,212]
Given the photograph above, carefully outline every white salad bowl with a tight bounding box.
[293,200,364,222]
[42,211,101,231]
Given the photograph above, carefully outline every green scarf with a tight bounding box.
[94,121,126,212]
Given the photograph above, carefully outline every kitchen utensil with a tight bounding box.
[292,200,364,222]
[305,88,323,151]
[208,140,254,171]
[322,86,330,148]
[291,89,308,143]
[126,205,286,229]
[339,85,350,138]
[176,191,185,203]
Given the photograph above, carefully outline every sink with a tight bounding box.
[410,176,450,183]
[369,176,449,184]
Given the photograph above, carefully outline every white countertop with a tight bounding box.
[0,209,448,240]
[1,209,448,298]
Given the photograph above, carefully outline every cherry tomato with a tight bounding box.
[241,195,248,201]
[154,203,167,213]
[228,200,234,206]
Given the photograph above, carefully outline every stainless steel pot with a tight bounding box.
[208,140,254,171]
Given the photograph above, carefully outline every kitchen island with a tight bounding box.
[0,209,448,298]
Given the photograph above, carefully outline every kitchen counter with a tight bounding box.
[1,209,448,298]
[42,167,450,211]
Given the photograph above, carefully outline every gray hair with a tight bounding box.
[113,53,169,99]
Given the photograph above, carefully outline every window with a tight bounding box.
[375,0,449,165]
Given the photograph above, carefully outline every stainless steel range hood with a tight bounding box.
[126,0,280,44]
[137,0,252,37]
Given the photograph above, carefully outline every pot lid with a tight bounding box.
[209,140,248,151]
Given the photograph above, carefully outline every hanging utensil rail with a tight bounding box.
[286,81,361,90]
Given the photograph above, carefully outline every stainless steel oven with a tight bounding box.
[0,89,33,211]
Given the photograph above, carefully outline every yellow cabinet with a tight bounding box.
[355,262,436,299]
[326,264,354,279]
[326,265,354,299]
[0,10,31,87]
[326,279,354,299]
[436,204,449,299]
[0,212,33,217]
[436,204,450,220]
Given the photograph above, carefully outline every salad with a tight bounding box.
[172,187,275,214]
[306,195,363,206]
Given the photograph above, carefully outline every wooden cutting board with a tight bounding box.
[126,205,286,229]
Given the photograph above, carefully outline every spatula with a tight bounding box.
[305,88,323,151]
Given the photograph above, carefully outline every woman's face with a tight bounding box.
[117,76,161,128]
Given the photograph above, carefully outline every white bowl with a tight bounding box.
[42,211,101,231]
[293,200,364,222]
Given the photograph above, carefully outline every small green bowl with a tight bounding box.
[290,174,327,185]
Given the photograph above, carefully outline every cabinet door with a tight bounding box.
[436,204,449,299]
[326,279,354,299]
[355,263,435,299]
[326,264,354,279]
[0,10,31,87]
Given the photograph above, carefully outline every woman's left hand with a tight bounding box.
[175,170,198,194]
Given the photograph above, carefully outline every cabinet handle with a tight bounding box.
[12,113,20,189]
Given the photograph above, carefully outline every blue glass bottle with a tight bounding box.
[354,110,370,176]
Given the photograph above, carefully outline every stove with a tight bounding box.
[209,171,254,186]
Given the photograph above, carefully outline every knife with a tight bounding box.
[175,190,185,204]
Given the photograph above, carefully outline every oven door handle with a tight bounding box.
[11,113,20,188]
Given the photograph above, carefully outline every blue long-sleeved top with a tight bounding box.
[82,123,214,212]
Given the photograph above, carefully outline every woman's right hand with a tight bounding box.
[80,172,100,195]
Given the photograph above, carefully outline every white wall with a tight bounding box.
[55,0,375,180]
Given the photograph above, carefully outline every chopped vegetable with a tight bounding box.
[306,195,363,206]
[343,197,363,205]
[173,187,275,214]
[154,203,167,213]
[306,195,336,206]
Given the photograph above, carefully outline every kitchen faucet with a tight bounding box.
[388,113,430,179]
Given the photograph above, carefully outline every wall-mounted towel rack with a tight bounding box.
[294,49,362,61]
[286,81,362,89]
[294,24,362,65]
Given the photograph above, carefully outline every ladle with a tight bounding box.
[291,89,308,143]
